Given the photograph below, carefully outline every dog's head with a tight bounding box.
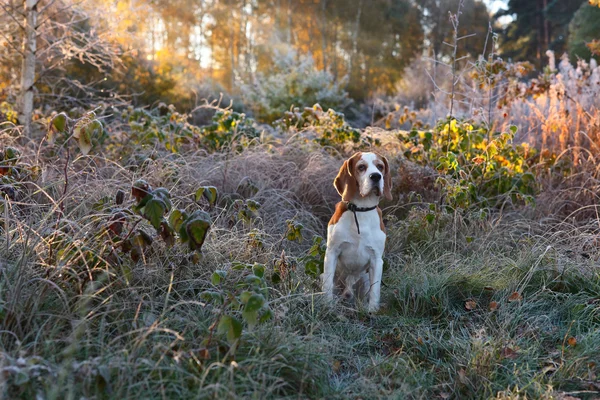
[334,152,392,202]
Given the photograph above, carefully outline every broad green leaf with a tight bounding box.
[252,263,265,278]
[144,198,166,230]
[185,214,211,251]
[5,147,20,164]
[244,274,262,286]
[305,260,320,277]
[239,290,253,303]
[153,188,172,211]
[259,308,273,323]
[242,309,258,327]
[211,270,227,285]
[217,315,242,344]
[200,290,224,304]
[51,112,68,133]
[196,186,218,206]
[244,294,265,313]
[168,209,186,232]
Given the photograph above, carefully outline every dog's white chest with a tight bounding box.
[327,210,386,273]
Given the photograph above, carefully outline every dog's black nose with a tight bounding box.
[370,173,381,182]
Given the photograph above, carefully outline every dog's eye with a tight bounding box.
[376,164,384,171]
[358,165,367,172]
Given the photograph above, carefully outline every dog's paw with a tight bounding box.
[367,303,380,313]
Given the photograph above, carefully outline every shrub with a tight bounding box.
[275,103,377,152]
[398,118,536,210]
[241,48,351,123]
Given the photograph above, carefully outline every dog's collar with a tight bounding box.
[344,202,377,235]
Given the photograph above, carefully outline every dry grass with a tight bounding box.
[1,131,600,399]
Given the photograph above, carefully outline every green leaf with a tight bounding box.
[305,260,321,277]
[217,315,242,344]
[195,186,218,206]
[259,308,273,323]
[252,263,265,278]
[509,125,518,135]
[144,198,166,230]
[51,112,68,133]
[270,272,281,284]
[168,209,186,232]
[185,212,211,251]
[200,290,224,304]
[153,188,172,212]
[239,290,253,303]
[4,147,20,164]
[211,270,227,285]
[244,293,265,313]
[244,274,262,286]
[242,309,258,327]
[426,213,435,224]
[246,200,260,212]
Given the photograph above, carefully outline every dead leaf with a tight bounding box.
[465,300,477,310]
[567,336,577,347]
[508,292,523,302]
[489,301,499,311]
[332,360,342,373]
[502,347,518,359]
[198,348,210,360]
[417,337,424,345]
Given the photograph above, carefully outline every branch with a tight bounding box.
[0,2,25,30]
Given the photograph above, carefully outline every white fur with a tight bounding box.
[322,152,387,312]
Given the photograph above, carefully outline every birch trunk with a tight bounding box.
[19,0,39,137]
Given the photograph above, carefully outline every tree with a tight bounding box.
[568,2,600,62]
[1,0,120,136]
[496,0,585,70]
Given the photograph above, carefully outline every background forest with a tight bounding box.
[2,0,600,399]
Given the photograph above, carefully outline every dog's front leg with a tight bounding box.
[367,257,384,312]
[322,246,339,301]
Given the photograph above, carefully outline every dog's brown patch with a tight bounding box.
[377,207,386,233]
[329,201,348,226]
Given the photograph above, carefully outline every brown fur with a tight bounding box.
[376,207,385,233]
[328,201,348,226]
[333,152,361,201]
[376,153,393,201]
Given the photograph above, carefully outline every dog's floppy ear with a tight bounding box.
[334,154,359,201]
[381,155,393,201]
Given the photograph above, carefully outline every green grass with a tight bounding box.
[1,144,599,399]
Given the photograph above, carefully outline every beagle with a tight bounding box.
[322,152,392,312]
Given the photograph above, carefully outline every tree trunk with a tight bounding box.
[348,0,363,85]
[19,0,39,137]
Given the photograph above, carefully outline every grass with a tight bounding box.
[1,140,600,400]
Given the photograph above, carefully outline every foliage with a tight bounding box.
[197,109,261,152]
[276,103,377,151]
[568,2,600,62]
[496,0,586,70]
[241,50,351,123]
[113,104,261,155]
[399,118,536,209]
[202,263,273,348]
